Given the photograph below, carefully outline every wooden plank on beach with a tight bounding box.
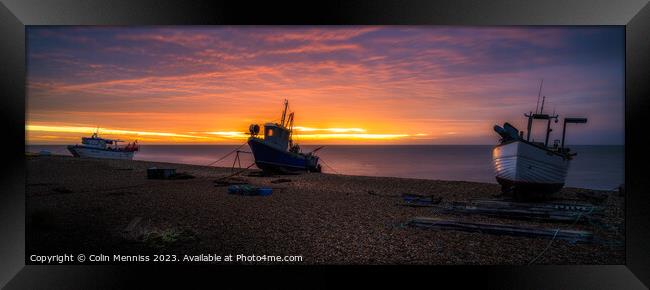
[444,202,600,223]
[469,198,603,213]
[408,217,593,243]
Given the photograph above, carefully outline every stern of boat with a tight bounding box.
[67,145,81,157]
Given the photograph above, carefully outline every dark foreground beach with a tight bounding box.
[26,155,625,265]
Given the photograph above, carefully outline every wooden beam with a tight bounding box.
[409,217,593,243]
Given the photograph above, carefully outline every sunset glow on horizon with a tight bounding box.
[26,26,624,145]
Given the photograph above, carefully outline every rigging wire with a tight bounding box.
[214,162,257,181]
[318,157,340,175]
[205,142,248,167]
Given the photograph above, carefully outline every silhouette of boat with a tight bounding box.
[247,100,322,173]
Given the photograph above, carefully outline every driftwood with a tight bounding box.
[409,217,593,243]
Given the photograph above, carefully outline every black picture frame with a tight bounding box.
[1,0,649,288]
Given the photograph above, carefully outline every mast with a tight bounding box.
[535,79,544,114]
[545,118,551,147]
[280,99,288,127]
[527,80,544,141]
[561,120,567,149]
[287,112,294,147]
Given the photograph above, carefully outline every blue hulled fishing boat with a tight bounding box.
[247,100,322,173]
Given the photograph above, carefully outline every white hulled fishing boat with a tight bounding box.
[492,82,587,196]
[67,130,139,160]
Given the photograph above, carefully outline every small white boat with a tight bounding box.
[67,131,139,160]
[492,83,587,196]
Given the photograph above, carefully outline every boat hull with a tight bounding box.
[67,145,135,160]
[248,138,320,173]
[492,141,569,194]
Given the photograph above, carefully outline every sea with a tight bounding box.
[26,145,624,191]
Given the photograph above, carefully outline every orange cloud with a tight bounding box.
[259,27,379,42]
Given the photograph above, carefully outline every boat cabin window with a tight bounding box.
[267,129,273,136]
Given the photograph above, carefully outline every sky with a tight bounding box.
[26,26,624,145]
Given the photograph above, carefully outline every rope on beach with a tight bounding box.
[366,190,400,198]
[527,205,595,265]
[215,162,257,181]
[205,142,248,167]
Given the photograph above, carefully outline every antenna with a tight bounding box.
[540,96,546,114]
[535,79,544,114]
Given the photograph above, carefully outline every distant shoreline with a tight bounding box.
[26,144,626,146]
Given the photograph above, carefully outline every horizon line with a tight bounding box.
[25,143,625,146]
